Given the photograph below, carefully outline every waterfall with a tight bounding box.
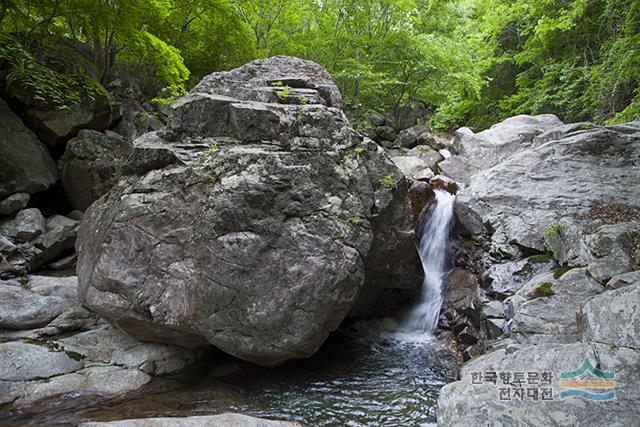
[402,189,456,335]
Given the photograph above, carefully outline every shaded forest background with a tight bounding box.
[1,0,638,130]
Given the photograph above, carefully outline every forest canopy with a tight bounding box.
[1,0,638,130]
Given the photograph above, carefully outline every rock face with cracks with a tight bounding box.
[76,56,420,366]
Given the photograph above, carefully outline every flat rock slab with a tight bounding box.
[79,414,303,427]
[0,341,84,381]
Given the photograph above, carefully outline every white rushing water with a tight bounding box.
[401,189,456,335]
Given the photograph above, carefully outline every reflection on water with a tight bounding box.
[1,319,457,427]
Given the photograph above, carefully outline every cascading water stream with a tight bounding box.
[402,189,456,335]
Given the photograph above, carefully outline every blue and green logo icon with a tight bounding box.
[559,358,615,401]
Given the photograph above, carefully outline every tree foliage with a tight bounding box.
[0,0,637,127]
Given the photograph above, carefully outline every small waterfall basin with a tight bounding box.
[2,320,457,426]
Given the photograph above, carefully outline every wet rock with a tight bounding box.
[409,181,435,220]
[580,282,640,349]
[438,342,640,426]
[77,57,420,366]
[413,167,435,182]
[440,268,482,351]
[429,175,458,194]
[79,414,303,427]
[0,99,58,199]
[59,130,133,211]
[442,268,481,316]
[0,193,30,216]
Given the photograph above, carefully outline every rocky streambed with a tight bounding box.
[1,55,639,426]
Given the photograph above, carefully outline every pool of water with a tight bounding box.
[1,319,457,426]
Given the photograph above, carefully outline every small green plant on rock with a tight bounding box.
[300,96,309,105]
[543,222,564,253]
[275,85,290,101]
[380,172,395,189]
[203,171,217,182]
[203,143,218,161]
[348,217,360,226]
[543,222,564,240]
[534,282,555,298]
[65,350,86,361]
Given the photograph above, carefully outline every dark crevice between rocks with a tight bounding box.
[27,181,73,217]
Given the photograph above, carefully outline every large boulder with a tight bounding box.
[77,56,420,366]
[0,99,57,199]
[454,114,564,171]
[59,129,133,211]
[439,115,564,184]
[5,81,118,149]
